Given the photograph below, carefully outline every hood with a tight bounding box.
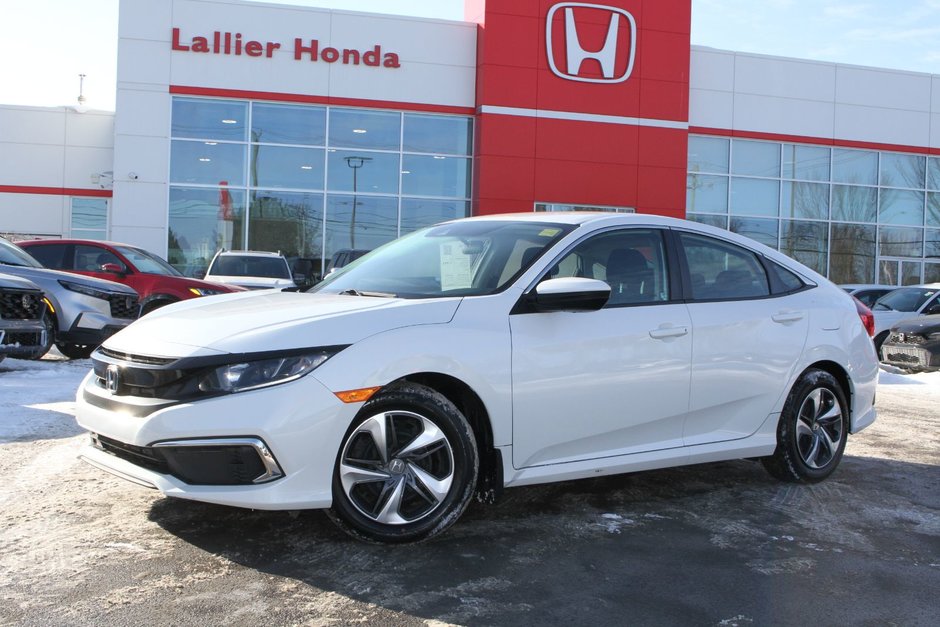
[0,264,137,294]
[891,314,940,334]
[0,272,42,291]
[103,290,461,357]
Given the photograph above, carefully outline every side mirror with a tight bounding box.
[100,262,125,275]
[528,277,610,312]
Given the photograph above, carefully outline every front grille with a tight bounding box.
[884,346,927,367]
[95,434,169,474]
[108,294,139,319]
[889,333,926,345]
[97,347,177,366]
[0,289,43,320]
[1,330,45,347]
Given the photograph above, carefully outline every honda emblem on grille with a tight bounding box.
[21,294,35,310]
[106,365,120,394]
[546,2,636,84]
[898,333,906,343]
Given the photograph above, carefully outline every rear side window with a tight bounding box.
[765,260,806,294]
[25,244,68,269]
[679,232,770,300]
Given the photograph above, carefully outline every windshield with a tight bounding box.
[115,246,182,276]
[0,238,44,268]
[872,287,938,312]
[210,254,291,279]
[312,220,576,298]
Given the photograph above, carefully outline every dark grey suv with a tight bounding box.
[0,273,52,362]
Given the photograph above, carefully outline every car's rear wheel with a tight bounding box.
[762,369,848,483]
[327,382,478,543]
[55,342,95,360]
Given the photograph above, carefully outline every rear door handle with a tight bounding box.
[649,325,689,340]
[772,311,805,324]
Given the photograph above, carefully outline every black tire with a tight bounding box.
[55,342,95,360]
[873,331,889,360]
[22,310,55,360]
[762,369,849,483]
[327,382,478,543]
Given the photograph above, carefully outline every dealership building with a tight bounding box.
[1,0,939,284]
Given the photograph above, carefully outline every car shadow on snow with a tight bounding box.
[146,454,939,625]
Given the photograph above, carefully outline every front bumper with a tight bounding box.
[0,318,48,357]
[75,369,358,510]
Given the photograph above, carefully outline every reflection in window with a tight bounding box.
[879,189,924,226]
[732,140,779,177]
[782,144,829,181]
[248,191,324,271]
[687,175,728,213]
[71,198,108,240]
[929,157,940,191]
[831,185,877,223]
[925,263,940,283]
[730,177,778,216]
[403,114,472,154]
[730,217,778,249]
[401,155,470,198]
[172,98,247,141]
[687,214,728,229]
[929,192,940,227]
[781,220,828,274]
[329,108,401,150]
[250,145,325,189]
[924,229,940,259]
[400,198,468,234]
[169,186,246,277]
[325,194,398,257]
[832,149,877,185]
[879,153,925,189]
[830,224,875,283]
[781,181,828,220]
[251,103,325,145]
[688,136,729,174]
[327,150,400,194]
[170,140,246,186]
[879,226,923,257]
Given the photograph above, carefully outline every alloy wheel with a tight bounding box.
[795,387,844,469]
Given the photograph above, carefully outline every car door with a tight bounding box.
[510,227,692,469]
[676,231,810,446]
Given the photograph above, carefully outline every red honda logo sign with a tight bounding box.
[546,3,636,84]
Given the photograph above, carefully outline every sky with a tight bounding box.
[0,0,938,111]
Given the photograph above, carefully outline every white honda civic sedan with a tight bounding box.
[76,213,878,542]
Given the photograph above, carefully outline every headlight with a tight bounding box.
[197,350,337,394]
[189,287,227,296]
[59,279,112,301]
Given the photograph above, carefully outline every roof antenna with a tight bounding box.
[77,74,87,106]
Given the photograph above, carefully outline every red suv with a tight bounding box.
[19,239,243,315]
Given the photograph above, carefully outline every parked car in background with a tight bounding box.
[870,284,940,356]
[326,248,371,275]
[840,284,895,308]
[0,237,139,359]
[204,250,296,290]
[19,239,242,316]
[880,315,940,372]
[0,273,52,363]
[75,213,878,543]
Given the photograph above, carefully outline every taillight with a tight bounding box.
[852,296,875,337]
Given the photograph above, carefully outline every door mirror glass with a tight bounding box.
[100,262,125,274]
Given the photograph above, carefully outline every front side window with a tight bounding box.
[74,244,122,272]
[679,232,770,300]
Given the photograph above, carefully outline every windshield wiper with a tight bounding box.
[337,288,396,298]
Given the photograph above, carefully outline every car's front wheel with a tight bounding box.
[327,382,478,543]
[762,369,848,483]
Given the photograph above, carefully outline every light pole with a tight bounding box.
[344,156,371,248]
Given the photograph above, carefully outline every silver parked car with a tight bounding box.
[0,237,140,359]
[0,273,52,363]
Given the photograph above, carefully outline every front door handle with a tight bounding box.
[772,311,805,324]
[649,325,689,340]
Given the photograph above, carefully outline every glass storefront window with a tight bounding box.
[687,174,728,213]
[879,226,923,257]
[928,157,940,191]
[401,155,470,198]
[403,114,472,155]
[688,136,729,174]
[879,189,924,226]
[925,229,940,259]
[831,185,877,223]
[829,224,875,283]
[730,177,778,216]
[170,140,246,186]
[248,191,324,276]
[70,198,108,239]
[832,149,877,185]
[780,181,828,220]
[925,263,940,283]
[168,186,246,277]
[172,98,247,141]
[879,153,925,189]
[325,194,399,256]
[687,214,728,229]
[329,108,401,150]
[251,103,325,145]
[731,140,779,177]
[927,192,940,227]
[326,150,400,194]
[250,145,325,189]
[782,144,829,181]
[400,198,469,233]
[730,217,778,249]
[780,220,828,274]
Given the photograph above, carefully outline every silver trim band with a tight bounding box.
[478,105,689,130]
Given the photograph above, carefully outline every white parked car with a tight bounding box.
[75,213,878,542]
[870,284,940,355]
[203,250,295,290]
